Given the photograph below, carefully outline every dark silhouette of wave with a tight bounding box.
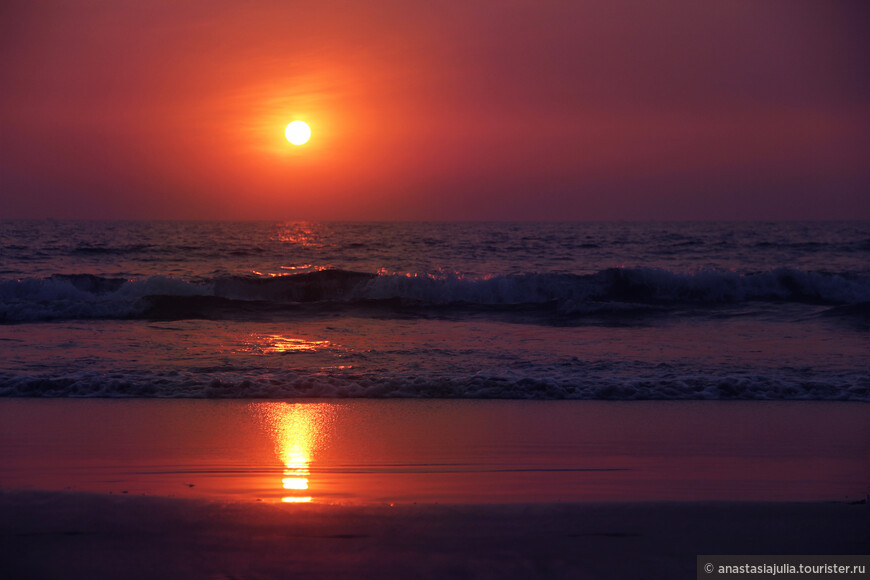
[2,267,869,323]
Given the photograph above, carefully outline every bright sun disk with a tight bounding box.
[285,120,311,145]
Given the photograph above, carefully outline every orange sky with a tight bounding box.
[1,0,868,220]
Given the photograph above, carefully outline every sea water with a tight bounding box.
[1,221,868,400]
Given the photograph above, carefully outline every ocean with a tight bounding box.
[1,220,868,400]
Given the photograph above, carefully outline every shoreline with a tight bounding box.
[2,398,867,577]
[1,399,868,504]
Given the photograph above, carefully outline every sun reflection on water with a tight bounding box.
[251,402,333,503]
[264,335,331,354]
[244,333,332,354]
[272,222,327,247]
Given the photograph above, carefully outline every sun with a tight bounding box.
[285,120,311,146]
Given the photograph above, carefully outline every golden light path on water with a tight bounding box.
[251,402,335,503]
[258,334,331,354]
[238,333,342,358]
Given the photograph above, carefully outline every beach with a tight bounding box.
[1,399,867,578]
[2,400,867,503]
[3,491,866,579]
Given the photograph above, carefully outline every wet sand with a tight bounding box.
[2,399,868,503]
[0,399,868,578]
[1,490,867,579]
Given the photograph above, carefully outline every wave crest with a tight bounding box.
[2,267,869,322]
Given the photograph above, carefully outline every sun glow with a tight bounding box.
[285,120,311,145]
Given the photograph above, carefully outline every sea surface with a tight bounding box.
[1,221,868,400]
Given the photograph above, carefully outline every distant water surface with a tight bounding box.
[1,221,868,400]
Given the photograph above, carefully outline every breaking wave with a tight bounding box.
[2,267,870,323]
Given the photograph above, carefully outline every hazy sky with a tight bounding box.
[2,0,868,220]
